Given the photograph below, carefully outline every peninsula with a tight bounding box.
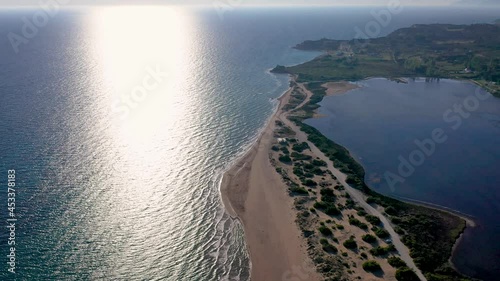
[273,23,500,97]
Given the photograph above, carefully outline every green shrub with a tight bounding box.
[369,246,388,256]
[292,142,310,152]
[349,218,362,226]
[314,201,327,209]
[357,210,367,216]
[291,152,312,161]
[320,188,336,202]
[395,226,405,235]
[312,159,327,166]
[388,256,407,268]
[345,199,355,209]
[319,226,332,236]
[271,145,279,151]
[343,237,357,249]
[385,206,398,216]
[366,197,376,204]
[303,179,317,187]
[279,155,292,163]
[320,239,338,253]
[373,227,390,238]
[365,215,381,225]
[362,234,377,243]
[292,167,304,177]
[348,217,367,229]
[391,216,402,224]
[311,167,325,175]
[336,224,344,230]
[362,260,381,272]
[280,146,290,154]
[289,187,308,195]
[395,267,419,281]
[300,210,310,218]
[325,205,341,216]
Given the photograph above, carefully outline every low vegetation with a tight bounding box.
[395,267,420,281]
[318,225,333,236]
[343,236,357,249]
[365,215,381,225]
[362,260,381,272]
[388,256,407,268]
[361,234,377,243]
[370,245,396,256]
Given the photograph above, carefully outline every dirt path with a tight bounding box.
[295,82,313,110]
[279,83,428,281]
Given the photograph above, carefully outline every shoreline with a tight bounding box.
[220,76,294,218]
[220,76,322,281]
[393,195,476,228]
[391,195,475,275]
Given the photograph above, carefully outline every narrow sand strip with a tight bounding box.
[220,82,321,281]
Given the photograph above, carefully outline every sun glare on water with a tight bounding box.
[90,6,193,143]
[85,7,198,220]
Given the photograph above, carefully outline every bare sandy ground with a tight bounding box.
[322,81,360,96]
[220,83,321,281]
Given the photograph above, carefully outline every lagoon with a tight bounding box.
[305,78,500,279]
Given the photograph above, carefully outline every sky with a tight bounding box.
[1,0,499,7]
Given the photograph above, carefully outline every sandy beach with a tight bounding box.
[220,81,321,281]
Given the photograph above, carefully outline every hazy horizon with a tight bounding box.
[1,0,500,7]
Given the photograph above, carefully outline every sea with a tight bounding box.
[0,5,498,281]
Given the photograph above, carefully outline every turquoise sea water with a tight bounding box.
[0,6,499,280]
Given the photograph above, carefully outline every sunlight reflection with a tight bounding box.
[91,6,192,143]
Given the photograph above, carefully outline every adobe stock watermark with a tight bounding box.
[6,169,17,274]
[213,0,244,20]
[7,0,70,54]
[353,0,403,41]
[384,87,491,191]
[111,65,169,120]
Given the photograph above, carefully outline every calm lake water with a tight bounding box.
[306,78,500,279]
[0,5,499,281]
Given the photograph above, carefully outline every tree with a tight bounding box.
[362,260,381,272]
[388,256,407,268]
[362,234,377,243]
[395,267,419,281]
[343,237,357,249]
